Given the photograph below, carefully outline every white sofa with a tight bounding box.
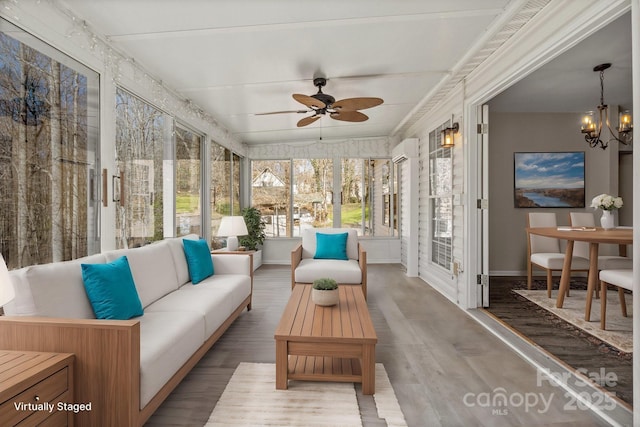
[0,234,252,426]
[291,228,367,297]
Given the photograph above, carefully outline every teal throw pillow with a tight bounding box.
[183,238,214,284]
[314,232,349,260]
[81,256,143,320]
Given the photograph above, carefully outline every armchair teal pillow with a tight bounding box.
[81,256,143,320]
[314,232,349,260]
[183,238,214,284]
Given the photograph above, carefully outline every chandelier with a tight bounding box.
[580,63,633,149]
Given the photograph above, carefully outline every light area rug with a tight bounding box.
[206,362,407,427]
[514,289,632,353]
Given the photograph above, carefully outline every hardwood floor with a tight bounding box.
[145,265,610,426]
[485,277,632,406]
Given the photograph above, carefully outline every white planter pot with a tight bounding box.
[312,288,339,306]
[252,249,262,271]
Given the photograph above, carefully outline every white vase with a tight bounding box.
[600,210,615,230]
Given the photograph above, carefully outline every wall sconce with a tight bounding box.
[441,121,459,147]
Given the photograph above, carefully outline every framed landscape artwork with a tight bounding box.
[514,152,585,208]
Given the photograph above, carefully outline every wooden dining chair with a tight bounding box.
[598,269,632,330]
[527,212,590,298]
[569,212,633,270]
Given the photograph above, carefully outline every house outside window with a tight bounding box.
[250,158,397,238]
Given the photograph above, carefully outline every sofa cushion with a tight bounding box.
[4,253,106,318]
[165,234,199,286]
[314,232,348,260]
[146,288,235,336]
[104,241,180,308]
[183,239,214,284]
[138,311,205,408]
[302,228,358,260]
[178,274,251,316]
[294,258,362,284]
[81,256,143,320]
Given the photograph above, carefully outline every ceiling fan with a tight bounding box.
[256,77,383,127]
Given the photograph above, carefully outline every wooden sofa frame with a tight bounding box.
[0,261,253,426]
[291,242,367,298]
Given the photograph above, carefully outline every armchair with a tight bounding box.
[291,228,367,298]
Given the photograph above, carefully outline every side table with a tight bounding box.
[0,350,75,426]
[211,248,260,271]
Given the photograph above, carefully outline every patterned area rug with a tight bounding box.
[514,289,632,353]
[206,362,407,426]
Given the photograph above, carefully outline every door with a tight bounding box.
[477,104,490,307]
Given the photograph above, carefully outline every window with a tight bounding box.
[341,158,396,236]
[210,144,241,248]
[232,152,241,215]
[293,159,333,235]
[0,19,100,268]
[341,159,366,234]
[115,88,166,248]
[175,126,202,237]
[250,157,398,238]
[251,160,291,237]
[429,123,453,270]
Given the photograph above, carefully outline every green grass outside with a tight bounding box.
[176,193,199,214]
[341,203,369,226]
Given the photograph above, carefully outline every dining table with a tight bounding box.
[525,226,632,321]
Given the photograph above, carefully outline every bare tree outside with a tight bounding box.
[175,126,201,237]
[115,88,165,248]
[0,29,98,268]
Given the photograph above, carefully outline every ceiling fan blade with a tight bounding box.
[293,94,326,109]
[297,115,321,127]
[332,97,383,111]
[255,110,309,115]
[330,111,368,122]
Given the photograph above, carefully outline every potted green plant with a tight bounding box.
[312,278,339,306]
[239,207,266,250]
[239,207,266,270]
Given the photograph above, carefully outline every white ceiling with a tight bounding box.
[60,0,517,145]
[57,1,631,146]
[489,12,632,113]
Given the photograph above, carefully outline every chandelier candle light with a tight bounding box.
[590,193,623,230]
[580,63,633,149]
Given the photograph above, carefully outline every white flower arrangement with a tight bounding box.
[590,194,623,211]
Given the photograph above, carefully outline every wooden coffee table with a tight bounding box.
[274,284,377,394]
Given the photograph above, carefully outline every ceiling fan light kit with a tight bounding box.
[580,63,633,150]
[258,77,383,127]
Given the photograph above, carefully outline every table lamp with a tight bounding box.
[217,216,248,251]
[0,253,15,308]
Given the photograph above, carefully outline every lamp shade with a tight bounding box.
[217,216,249,237]
[217,216,249,251]
[0,253,15,307]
